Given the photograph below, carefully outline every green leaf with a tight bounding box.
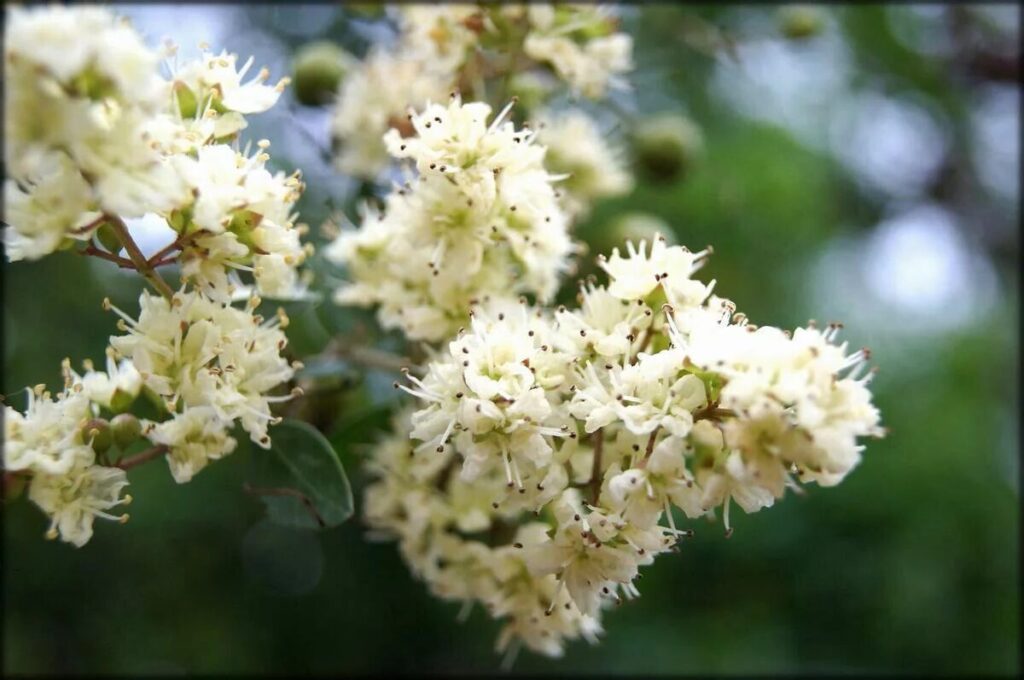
[248,420,353,530]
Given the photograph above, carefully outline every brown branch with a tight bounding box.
[108,215,176,300]
[694,404,737,421]
[70,214,109,236]
[115,444,169,471]
[242,482,326,528]
[589,429,604,505]
[327,338,412,375]
[145,238,185,268]
[643,428,660,462]
[80,246,136,269]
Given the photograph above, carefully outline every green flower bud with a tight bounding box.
[507,72,552,114]
[108,388,137,415]
[82,418,113,454]
[174,81,199,119]
[608,213,675,249]
[292,41,350,107]
[346,4,385,19]
[96,221,121,253]
[778,5,826,40]
[631,113,704,183]
[111,413,143,450]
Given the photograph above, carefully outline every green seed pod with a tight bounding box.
[82,418,113,454]
[631,113,704,184]
[292,41,350,107]
[778,5,826,40]
[111,413,143,450]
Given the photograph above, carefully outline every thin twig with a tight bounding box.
[145,235,190,268]
[327,338,412,375]
[589,429,604,505]
[80,246,136,269]
[694,404,736,421]
[70,214,109,236]
[242,482,326,528]
[643,428,660,462]
[115,444,169,471]
[108,215,176,300]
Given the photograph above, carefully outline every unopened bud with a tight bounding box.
[108,387,138,415]
[82,418,113,454]
[631,113,704,183]
[778,5,826,40]
[96,221,121,253]
[111,413,143,450]
[173,81,199,119]
[606,213,676,252]
[292,41,350,107]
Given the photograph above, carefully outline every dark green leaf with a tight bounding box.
[248,419,353,530]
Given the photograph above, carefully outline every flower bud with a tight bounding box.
[346,4,385,19]
[508,72,552,113]
[96,221,121,254]
[174,81,199,119]
[111,413,143,450]
[82,418,113,454]
[607,213,675,250]
[291,41,350,107]
[631,113,703,183]
[108,387,137,414]
[778,5,826,40]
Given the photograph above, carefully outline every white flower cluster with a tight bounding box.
[2,6,305,547]
[3,289,299,547]
[535,109,633,218]
[330,3,633,179]
[364,235,883,657]
[326,96,576,342]
[3,5,308,301]
[3,375,134,548]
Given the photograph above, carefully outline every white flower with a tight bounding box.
[570,348,707,437]
[3,386,93,475]
[394,5,482,72]
[330,48,453,178]
[524,24,632,99]
[554,284,652,360]
[28,457,130,547]
[64,350,144,412]
[329,97,576,342]
[605,434,704,526]
[145,406,238,483]
[170,49,287,115]
[4,6,164,107]
[3,151,97,261]
[535,109,633,217]
[107,290,296,447]
[599,235,712,307]
[404,300,571,488]
[522,489,667,617]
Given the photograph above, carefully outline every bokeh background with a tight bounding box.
[3,3,1019,675]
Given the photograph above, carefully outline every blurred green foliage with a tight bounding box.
[3,4,1019,675]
